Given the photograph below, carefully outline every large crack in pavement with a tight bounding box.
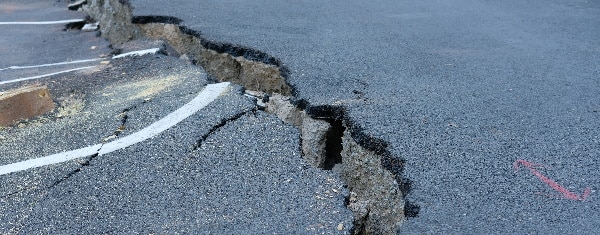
[82,0,416,233]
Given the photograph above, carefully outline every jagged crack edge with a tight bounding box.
[48,150,100,189]
[128,15,296,96]
[87,0,419,225]
[192,109,255,150]
[296,97,420,219]
[133,11,420,220]
[344,116,420,218]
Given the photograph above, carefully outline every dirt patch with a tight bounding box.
[118,74,179,100]
[55,93,85,118]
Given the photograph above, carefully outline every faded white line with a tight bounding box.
[0,82,230,175]
[0,48,162,72]
[0,66,96,85]
[0,59,101,71]
[112,48,161,59]
[0,19,84,25]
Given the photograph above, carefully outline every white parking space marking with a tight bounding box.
[0,59,101,71]
[0,19,84,25]
[0,48,162,84]
[0,66,96,85]
[0,82,231,176]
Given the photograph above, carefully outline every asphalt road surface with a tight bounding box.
[2,0,600,234]
[0,1,352,234]
[126,0,600,233]
[0,0,110,84]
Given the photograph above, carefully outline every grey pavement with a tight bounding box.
[0,0,110,84]
[0,1,353,234]
[126,0,600,233]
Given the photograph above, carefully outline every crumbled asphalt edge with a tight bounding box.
[81,0,417,233]
[136,23,291,95]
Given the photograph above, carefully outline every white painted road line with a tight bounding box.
[0,82,231,176]
[0,19,84,25]
[0,59,101,71]
[98,82,230,155]
[0,49,164,85]
[112,48,162,59]
[0,145,103,176]
[0,66,96,85]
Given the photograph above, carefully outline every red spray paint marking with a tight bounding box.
[514,159,591,201]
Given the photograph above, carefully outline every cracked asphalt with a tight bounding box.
[128,0,600,233]
[0,1,352,234]
[3,0,600,234]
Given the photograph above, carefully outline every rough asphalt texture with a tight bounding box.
[1,53,353,233]
[20,110,352,234]
[0,0,110,83]
[129,0,600,233]
[0,2,353,232]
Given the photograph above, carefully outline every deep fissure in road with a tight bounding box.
[323,119,344,170]
[81,0,417,233]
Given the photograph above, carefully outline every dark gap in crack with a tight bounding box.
[143,18,420,225]
[191,109,254,151]
[48,153,98,188]
[134,22,292,94]
[0,189,28,199]
[291,98,308,110]
[178,25,287,69]
[67,0,86,11]
[114,107,131,137]
[306,104,345,120]
[322,118,344,170]
[128,16,296,96]
[129,16,284,68]
[64,21,85,31]
[63,15,94,31]
[353,209,370,235]
[107,44,123,57]
[404,199,420,218]
[132,15,182,24]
